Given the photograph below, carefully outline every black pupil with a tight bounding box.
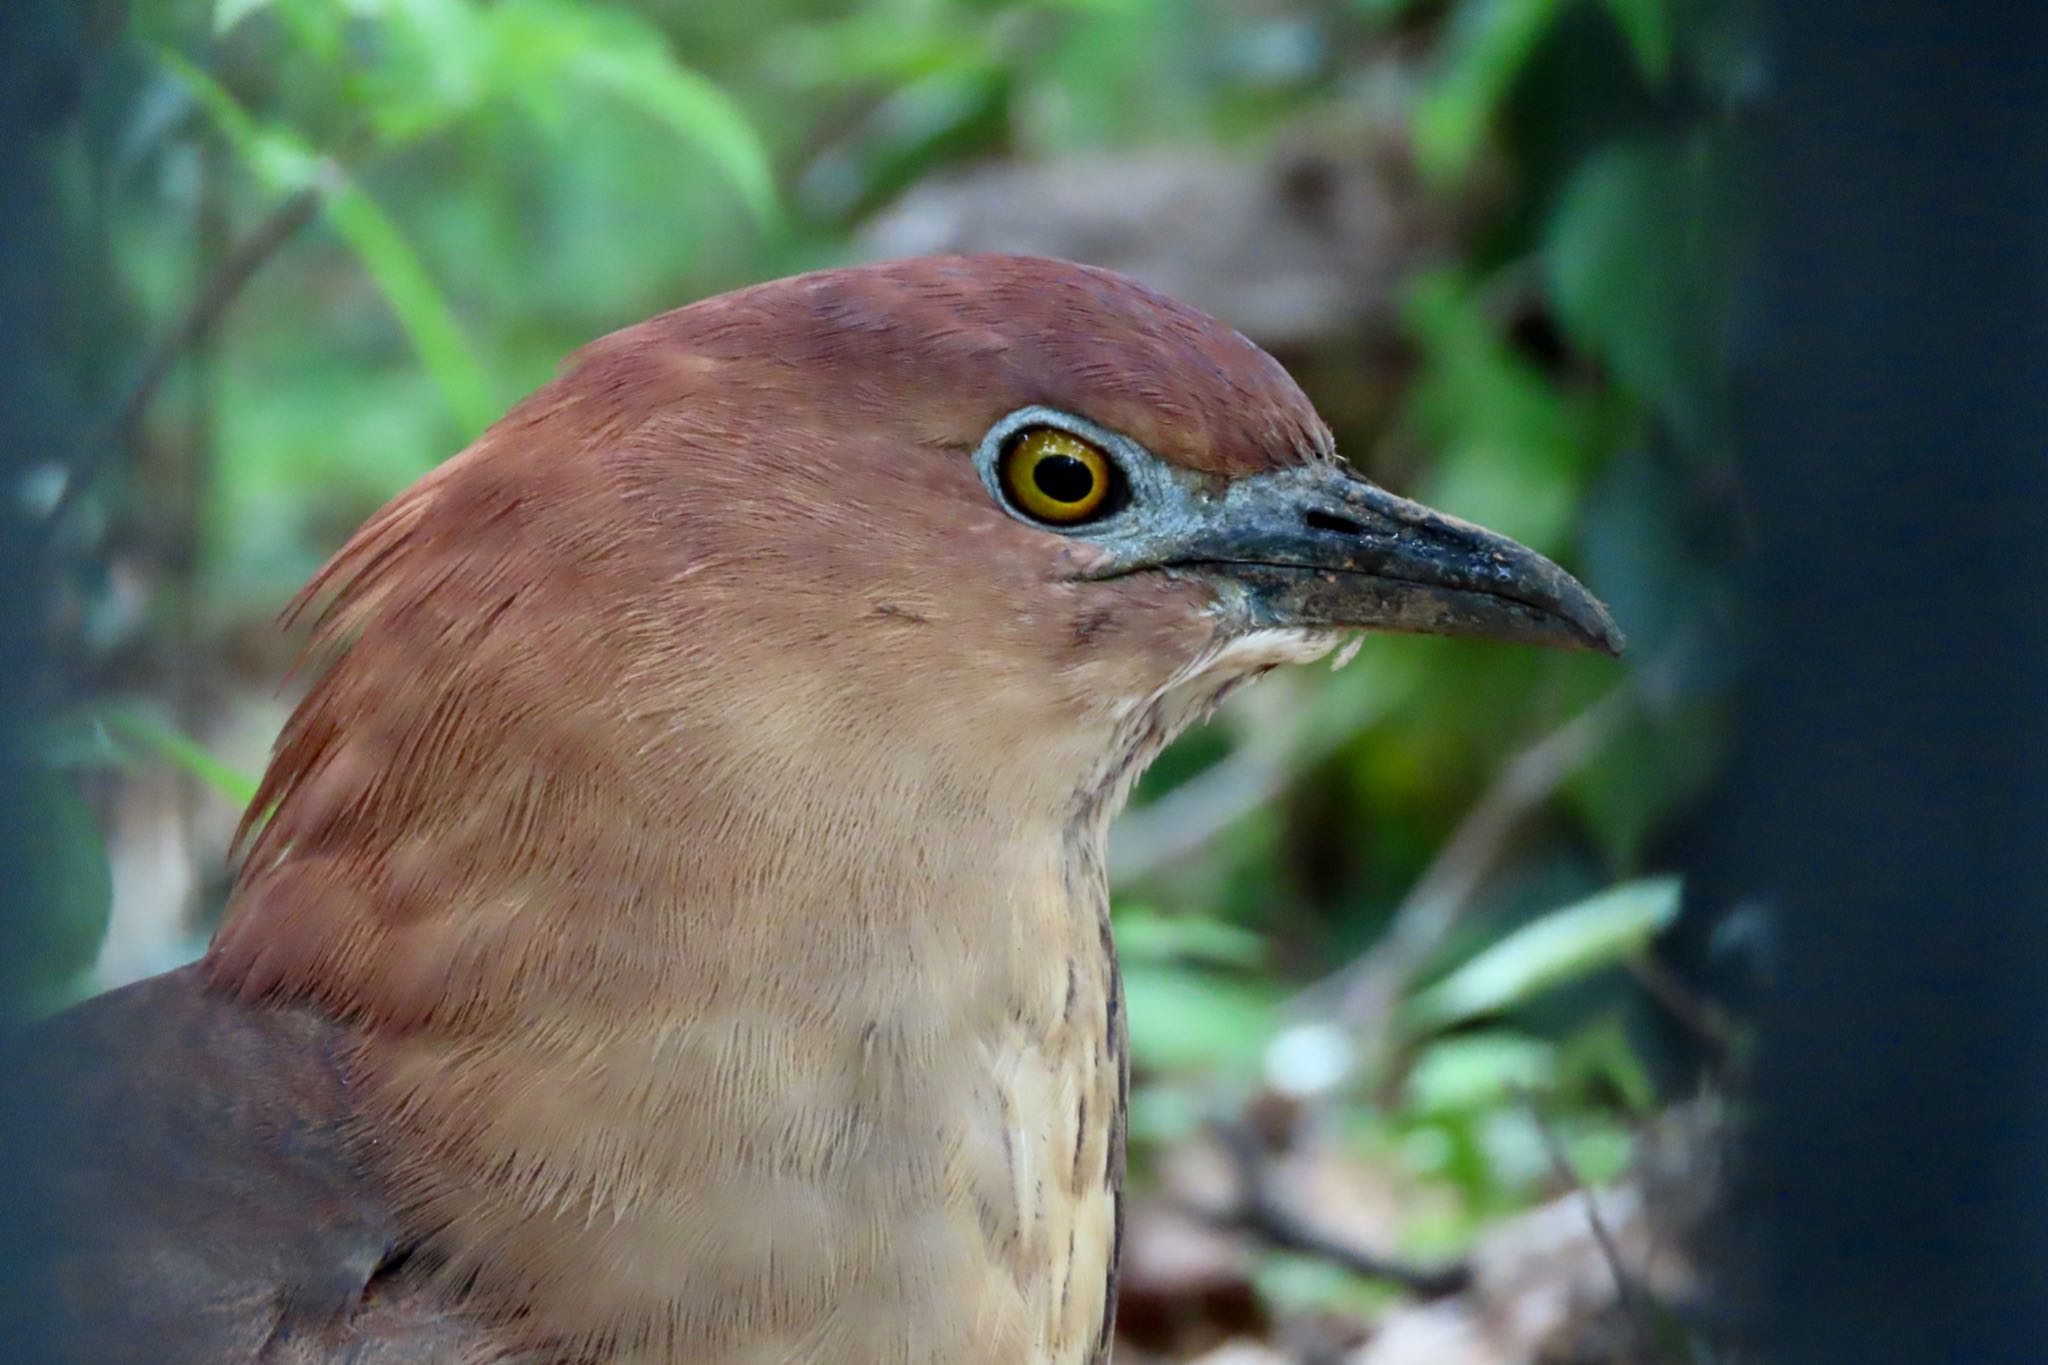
[1032,453,1096,505]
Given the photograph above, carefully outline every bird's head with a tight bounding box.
[212,255,1617,1019]
[578,255,1617,803]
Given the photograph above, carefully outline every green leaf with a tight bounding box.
[320,175,498,434]
[1413,0,1569,184]
[1543,137,1731,447]
[267,0,346,62]
[1255,1252,1404,1319]
[1407,1032,1559,1113]
[1113,907,1266,968]
[569,45,779,226]
[1559,1011,1659,1114]
[101,709,259,808]
[1125,1081,1202,1147]
[483,0,777,225]
[1402,877,1682,1032]
[355,0,497,146]
[1122,959,1277,1077]
[1400,268,1610,555]
[158,51,496,434]
[1599,0,1675,85]
[793,65,1008,222]
[214,0,275,35]
[157,50,319,190]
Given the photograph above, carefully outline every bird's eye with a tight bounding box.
[999,427,1116,525]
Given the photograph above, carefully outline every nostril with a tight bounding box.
[1305,509,1364,537]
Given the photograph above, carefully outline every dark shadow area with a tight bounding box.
[1726,4,2048,1359]
[0,2,92,1356]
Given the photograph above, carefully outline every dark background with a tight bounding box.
[1731,4,2048,1359]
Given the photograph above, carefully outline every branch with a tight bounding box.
[1628,952,1738,1056]
[1283,675,1646,1050]
[44,185,323,532]
[1521,1088,1661,1358]
[1207,1115,1471,1299]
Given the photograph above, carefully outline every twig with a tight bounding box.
[1628,953,1737,1056]
[1208,1115,1471,1298]
[1521,1087,1660,1360]
[1284,675,1645,1044]
[43,185,323,533]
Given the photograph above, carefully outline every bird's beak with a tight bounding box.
[1102,464,1624,655]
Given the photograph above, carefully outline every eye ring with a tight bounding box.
[999,426,1117,525]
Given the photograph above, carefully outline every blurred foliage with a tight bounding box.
[31,0,1753,1318]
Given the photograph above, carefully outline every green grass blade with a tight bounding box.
[158,50,495,434]
[101,708,259,808]
[318,172,497,434]
[1402,877,1683,1033]
[571,47,780,226]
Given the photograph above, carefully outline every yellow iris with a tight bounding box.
[1000,427,1113,524]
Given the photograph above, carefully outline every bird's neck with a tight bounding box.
[207,569,1319,1361]
[338,784,1126,1365]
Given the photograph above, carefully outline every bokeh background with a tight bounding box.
[17,1,1765,1360]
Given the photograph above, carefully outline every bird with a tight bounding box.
[10,254,1619,1365]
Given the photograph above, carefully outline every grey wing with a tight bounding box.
[3,966,499,1363]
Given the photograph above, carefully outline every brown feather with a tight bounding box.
[45,256,1342,1363]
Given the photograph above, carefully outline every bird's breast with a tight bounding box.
[367,861,1126,1365]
